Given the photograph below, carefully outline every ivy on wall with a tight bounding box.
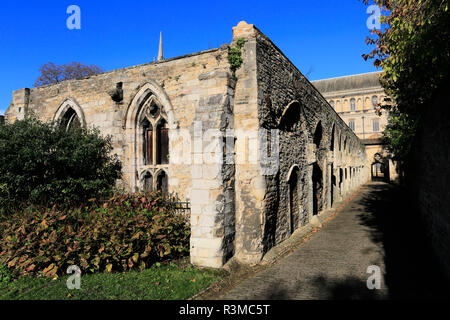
[228,38,246,73]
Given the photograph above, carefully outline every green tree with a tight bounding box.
[363,0,450,161]
[0,117,122,211]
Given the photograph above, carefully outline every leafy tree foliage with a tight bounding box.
[0,117,122,211]
[362,0,450,161]
[383,109,418,160]
[34,62,104,87]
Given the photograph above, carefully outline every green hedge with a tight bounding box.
[0,193,190,279]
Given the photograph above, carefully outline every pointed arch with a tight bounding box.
[143,171,153,192]
[155,169,169,193]
[286,164,301,233]
[124,80,177,130]
[53,98,86,128]
[279,100,301,132]
[312,162,323,216]
[123,81,175,191]
[330,124,336,152]
[286,164,301,182]
[313,121,323,147]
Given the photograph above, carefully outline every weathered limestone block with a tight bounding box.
[306,143,317,164]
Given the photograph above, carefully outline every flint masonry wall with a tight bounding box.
[230,22,368,262]
[254,26,368,252]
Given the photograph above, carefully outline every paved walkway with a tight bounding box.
[219,182,450,299]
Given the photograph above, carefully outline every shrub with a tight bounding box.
[0,264,11,285]
[0,117,122,213]
[0,192,190,279]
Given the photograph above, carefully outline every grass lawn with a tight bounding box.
[0,258,226,300]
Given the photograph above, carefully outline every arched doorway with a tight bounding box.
[123,81,177,191]
[288,166,300,233]
[312,163,323,216]
[371,162,384,180]
[313,121,323,150]
[312,122,324,216]
[330,125,336,207]
[371,153,389,182]
[330,164,335,207]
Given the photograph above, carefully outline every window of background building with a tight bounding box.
[350,98,356,111]
[349,119,355,131]
[372,96,378,109]
[330,100,335,109]
[373,119,380,132]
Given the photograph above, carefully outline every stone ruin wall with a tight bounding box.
[241,23,369,256]
[225,22,369,264]
[5,46,239,268]
[5,21,370,268]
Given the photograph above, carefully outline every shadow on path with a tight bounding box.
[356,182,450,299]
[264,275,384,300]
[217,182,449,300]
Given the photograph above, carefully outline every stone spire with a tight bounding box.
[157,32,164,61]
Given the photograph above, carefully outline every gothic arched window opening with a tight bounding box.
[156,170,168,193]
[139,96,169,166]
[138,95,170,192]
[144,172,153,192]
[61,108,81,131]
[313,121,323,148]
[280,102,301,132]
[156,119,169,165]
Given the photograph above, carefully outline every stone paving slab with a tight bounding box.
[219,183,390,300]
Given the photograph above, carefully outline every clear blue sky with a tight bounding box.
[0,0,378,114]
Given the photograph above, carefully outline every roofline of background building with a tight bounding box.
[310,71,382,83]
